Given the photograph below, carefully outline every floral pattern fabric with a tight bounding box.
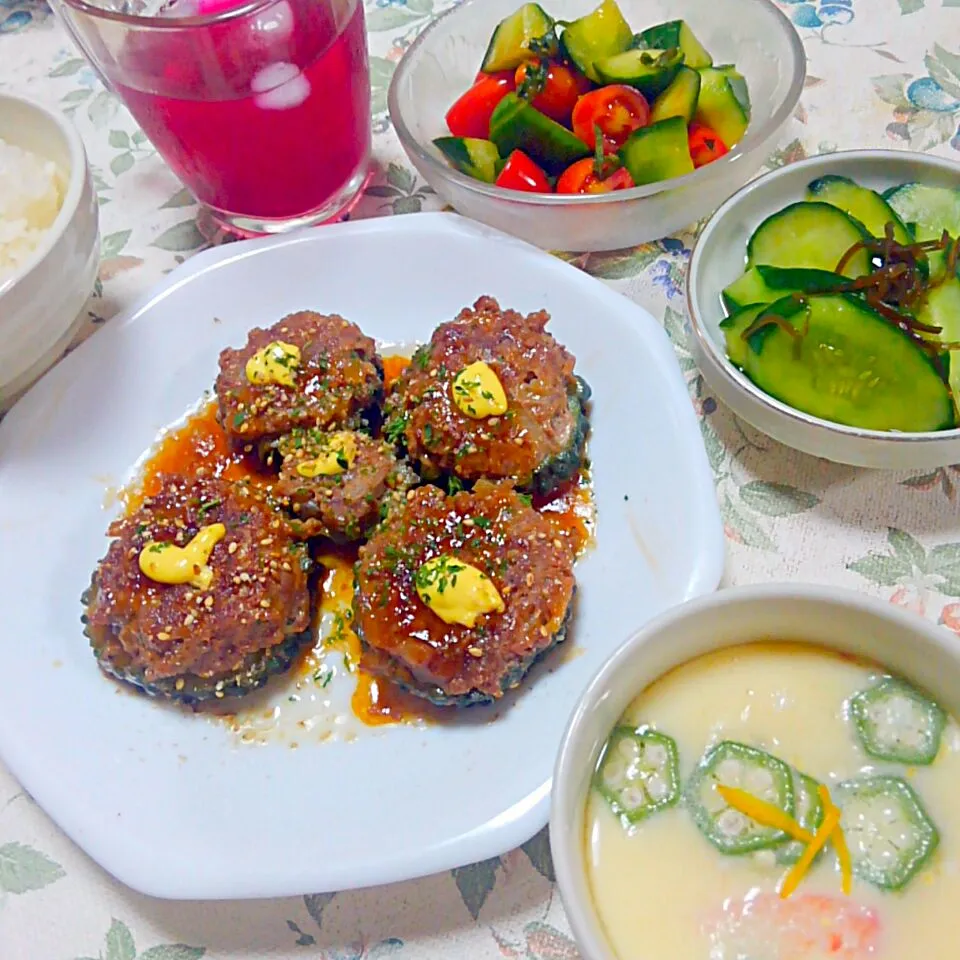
[2,0,960,956]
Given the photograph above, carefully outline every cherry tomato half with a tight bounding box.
[572,85,650,154]
[446,73,517,140]
[514,60,591,124]
[495,150,552,193]
[688,123,729,168]
[556,157,635,194]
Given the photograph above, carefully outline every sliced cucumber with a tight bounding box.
[721,303,771,369]
[747,201,872,277]
[850,677,946,766]
[806,175,911,243]
[649,65,701,125]
[634,19,713,69]
[694,67,748,149]
[618,116,694,186]
[886,182,960,242]
[685,741,795,855]
[489,93,590,174]
[835,775,940,891]
[594,726,682,826]
[595,47,685,99]
[715,63,750,114]
[433,137,501,183]
[776,770,826,865]
[920,275,960,403]
[481,3,556,73]
[741,294,955,433]
[722,265,847,312]
[559,0,633,83]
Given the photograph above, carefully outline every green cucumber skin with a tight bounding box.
[805,174,911,243]
[885,181,960,242]
[694,67,749,149]
[720,303,768,368]
[433,137,500,183]
[559,0,633,83]
[649,65,701,125]
[685,740,795,855]
[721,265,846,312]
[849,677,946,766]
[489,93,590,174]
[835,775,940,891]
[742,293,955,433]
[481,3,556,73]
[634,19,713,69]
[746,201,873,277]
[618,116,694,186]
[595,48,685,99]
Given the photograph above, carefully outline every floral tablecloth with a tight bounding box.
[2,0,960,956]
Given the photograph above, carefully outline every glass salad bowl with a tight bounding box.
[389,0,805,251]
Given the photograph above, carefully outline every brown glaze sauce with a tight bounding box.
[122,355,594,731]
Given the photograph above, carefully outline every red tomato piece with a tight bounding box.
[571,85,650,154]
[688,123,729,168]
[514,60,592,124]
[445,73,517,140]
[556,156,635,194]
[495,150,552,193]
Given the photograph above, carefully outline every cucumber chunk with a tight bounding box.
[741,294,955,432]
[481,3,556,73]
[595,47,685,99]
[489,93,590,174]
[433,137,501,183]
[635,19,713,70]
[694,67,749,149]
[559,0,633,83]
[721,296,806,369]
[806,175,911,243]
[919,275,960,403]
[835,775,940,891]
[618,116,694,186]
[595,726,682,826]
[722,265,847,312]
[649,65,701,124]
[850,677,946,766]
[685,741,795,855]
[886,182,960,242]
[747,201,872,277]
[715,63,750,114]
[776,769,826,865]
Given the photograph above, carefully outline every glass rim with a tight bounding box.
[56,0,282,28]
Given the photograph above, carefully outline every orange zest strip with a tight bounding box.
[818,784,853,896]
[717,785,815,845]
[779,804,841,900]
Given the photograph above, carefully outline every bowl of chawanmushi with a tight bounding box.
[550,583,960,960]
[388,0,804,251]
[687,149,960,469]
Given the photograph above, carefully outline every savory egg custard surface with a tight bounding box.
[585,643,960,960]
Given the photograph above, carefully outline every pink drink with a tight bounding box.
[73,0,371,232]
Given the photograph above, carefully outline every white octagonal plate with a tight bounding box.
[0,213,723,900]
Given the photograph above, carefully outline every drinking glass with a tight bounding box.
[53,0,372,240]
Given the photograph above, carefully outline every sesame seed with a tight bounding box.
[184,614,195,627]
[157,631,171,641]
[525,573,534,586]
[467,646,483,657]
[260,599,271,608]
[204,596,214,608]
[260,537,273,546]
[553,539,563,549]
[539,626,549,637]
[175,678,185,690]
[228,541,238,554]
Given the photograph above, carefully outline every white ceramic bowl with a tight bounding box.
[0,92,100,410]
[686,149,960,470]
[389,0,804,251]
[550,583,960,960]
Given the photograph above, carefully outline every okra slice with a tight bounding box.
[686,741,795,854]
[776,769,826,865]
[594,726,681,825]
[850,678,945,766]
[835,775,939,891]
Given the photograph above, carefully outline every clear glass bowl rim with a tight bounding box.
[54,0,282,29]
[388,0,807,207]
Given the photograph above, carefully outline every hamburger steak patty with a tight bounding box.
[353,481,577,706]
[83,475,313,703]
[383,296,590,495]
[216,311,383,449]
[275,428,418,542]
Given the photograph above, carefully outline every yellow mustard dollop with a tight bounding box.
[138,523,226,591]
[295,431,358,478]
[414,554,505,627]
[451,361,508,419]
[245,340,301,388]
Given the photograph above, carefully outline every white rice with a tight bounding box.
[0,137,65,285]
